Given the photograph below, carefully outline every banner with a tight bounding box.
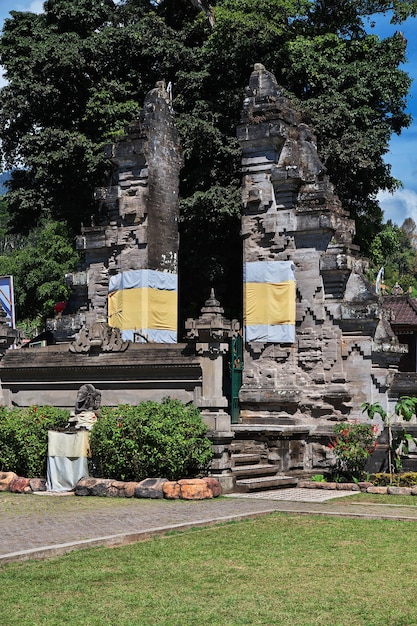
[244,260,296,343]
[0,275,15,328]
[108,269,177,343]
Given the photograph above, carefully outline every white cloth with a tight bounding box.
[46,430,90,492]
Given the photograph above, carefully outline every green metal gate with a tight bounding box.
[230,333,243,424]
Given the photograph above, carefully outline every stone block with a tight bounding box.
[89,481,111,497]
[178,478,213,500]
[135,478,168,499]
[0,471,17,491]
[163,481,181,499]
[9,476,31,493]
[106,485,120,497]
[411,486,417,496]
[121,482,138,497]
[75,477,112,496]
[289,440,305,469]
[336,483,359,491]
[213,474,235,494]
[202,477,222,497]
[314,482,335,490]
[298,480,314,488]
[113,480,137,497]
[357,481,372,492]
[366,486,388,494]
[387,486,412,496]
[29,478,47,492]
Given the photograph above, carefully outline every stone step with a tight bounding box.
[231,453,262,466]
[231,463,278,478]
[235,475,298,493]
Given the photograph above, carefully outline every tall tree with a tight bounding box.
[0,220,79,321]
[369,219,417,292]
[0,0,414,322]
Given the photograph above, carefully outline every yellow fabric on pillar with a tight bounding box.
[108,287,177,331]
[244,281,296,326]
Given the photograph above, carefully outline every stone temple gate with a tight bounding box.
[0,65,414,492]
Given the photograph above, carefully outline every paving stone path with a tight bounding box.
[2,489,417,564]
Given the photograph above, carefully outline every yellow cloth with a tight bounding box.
[108,287,178,331]
[108,287,177,331]
[48,430,91,458]
[244,281,296,326]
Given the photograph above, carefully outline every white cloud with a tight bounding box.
[0,66,6,89]
[378,188,417,226]
[27,1,44,13]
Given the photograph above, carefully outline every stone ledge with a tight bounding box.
[298,480,417,495]
[77,477,222,500]
[0,472,222,500]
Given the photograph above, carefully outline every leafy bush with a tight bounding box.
[362,397,417,475]
[89,399,213,482]
[0,406,70,477]
[373,472,417,487]
[329,422,378,481]
[372,473,399,486]
[311,474,327,483]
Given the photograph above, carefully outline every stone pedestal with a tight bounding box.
[185,291,239,491]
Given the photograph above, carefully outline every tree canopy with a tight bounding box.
[0,0,415,323]
[369,218,417,294]
[0,221,78,322]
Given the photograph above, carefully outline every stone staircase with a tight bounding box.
[230,445,297,493]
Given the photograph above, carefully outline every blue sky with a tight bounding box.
[368,13,417,227]
[0,1,416,228]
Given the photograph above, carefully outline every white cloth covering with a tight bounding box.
[46,430,90,492]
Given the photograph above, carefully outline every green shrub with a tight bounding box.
[311,474,327,483]
[372,473,398,486]
[89,399,213,482]
[0,406,70,477]
[399,472,417,486]
[372,472,417,487]
[329,422,378,481]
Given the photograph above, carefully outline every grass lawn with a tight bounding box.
[2,510,417,626]
[326,491,417,507]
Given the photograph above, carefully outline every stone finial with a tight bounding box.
[185,290,240,342]
[391,282,404,296]
[201,288,223,315]
[249,63,284,99]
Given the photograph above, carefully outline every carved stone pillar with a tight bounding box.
[185,290,240,492]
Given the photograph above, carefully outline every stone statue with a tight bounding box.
[68,384,101,430]
[75,384,101,414]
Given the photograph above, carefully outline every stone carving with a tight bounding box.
[185,289,240,343]
[81,80,181,325]
[68,383,101,430]
[74,384,102,415]
[69,319,129,354]
[238,63,403,427]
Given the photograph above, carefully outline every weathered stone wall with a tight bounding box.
[238,64,403,435]
[72,81,181,328]
[0,343,201,409]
